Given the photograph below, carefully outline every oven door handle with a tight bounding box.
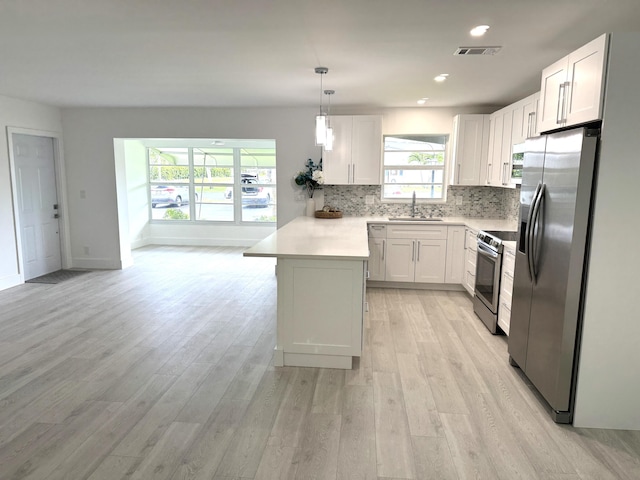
[477,242,499,259]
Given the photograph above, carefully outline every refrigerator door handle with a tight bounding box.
[525,182,542,280]
[530,183,546,282]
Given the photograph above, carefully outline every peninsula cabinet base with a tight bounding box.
[275,258,365,370]
[273,348,353,369]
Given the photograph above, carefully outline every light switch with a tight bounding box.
[365,195,375,205]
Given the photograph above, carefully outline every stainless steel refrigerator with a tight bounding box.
[508,125,599,424]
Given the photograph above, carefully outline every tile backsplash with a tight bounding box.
[323,184,520,221]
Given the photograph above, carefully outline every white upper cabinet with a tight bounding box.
[323,115,382,185]
[450,114,490,186]
[485,111,506,186]
[512,92,541,144]
[538,34,608,132]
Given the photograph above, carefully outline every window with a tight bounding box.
[382,134,448,201]
[148,140,276,223]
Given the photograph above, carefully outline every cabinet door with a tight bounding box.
[539,56,569,133]
[445,226,465,284]
[464,250,477,295]
[322,116,352,184]
[486,112,503,185]
[511,101,526,146]
[414,239,446,283]
[368,237,386,281]
[522,92,540,139]
[565,33,608,126]
[351,115,382,185]
[385,238,415,282]
[500,107,515,187]
[451,115,489,185]
[463,228,478,295]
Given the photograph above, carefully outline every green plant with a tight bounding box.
[163,208,189,220]
[294,158,324,198]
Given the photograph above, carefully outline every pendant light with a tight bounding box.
[324,89,335,151]
[315,67,328,146]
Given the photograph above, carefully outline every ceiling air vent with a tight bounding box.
[454,46,502,56]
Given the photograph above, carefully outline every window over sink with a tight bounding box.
[382,134,448,202]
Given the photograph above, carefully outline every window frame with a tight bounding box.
[147,142,276,224]
[381,133,450,204]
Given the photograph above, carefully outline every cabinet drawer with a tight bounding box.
[387,225,448,240]
[368,224,387,238]
[500,268,514,307]
[502,246,515,274]
[498,302,511,336]
[466,229,478,252]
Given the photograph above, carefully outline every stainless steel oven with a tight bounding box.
[473,230,516,334]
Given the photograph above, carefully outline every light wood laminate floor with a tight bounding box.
[0,245,639,480]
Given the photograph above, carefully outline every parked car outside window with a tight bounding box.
[151,185,197,207]
[224,174,271,208]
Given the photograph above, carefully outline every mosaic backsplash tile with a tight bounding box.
[323,184,520,221]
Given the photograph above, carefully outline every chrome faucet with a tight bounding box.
[411,190,417,217]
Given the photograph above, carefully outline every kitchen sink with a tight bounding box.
[388,217,443,222]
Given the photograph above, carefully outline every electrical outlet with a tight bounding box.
[83,246,90,255]
[455,196,463,205]
[365,195,375,205]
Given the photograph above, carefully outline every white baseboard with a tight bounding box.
[0,273,23,291]
[71,257,125,270]
[143,237,259,247]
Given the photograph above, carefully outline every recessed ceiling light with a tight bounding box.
[470,25,490,36]
[417,98,429,105]
[434,74,449,82]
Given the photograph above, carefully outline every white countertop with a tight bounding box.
[243,216,370,260]
[244,215,518,260]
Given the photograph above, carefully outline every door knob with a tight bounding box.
[54,213,60,219]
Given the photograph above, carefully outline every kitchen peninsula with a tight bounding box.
[244,216,371,369]
[245,215,517,369]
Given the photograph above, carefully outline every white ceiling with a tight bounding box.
[1,0,639,109]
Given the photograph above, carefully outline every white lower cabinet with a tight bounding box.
[498,244,516,335]
[378,224,449,284]
[277,257,364,369]
[367,237,386,281]
[445,226,465,283]
[463,227,478,295]
[367,224,387,281]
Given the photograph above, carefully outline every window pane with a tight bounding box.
[193,185,233,206]
[383,184,444,199]
[240,167,276,184]
[240,149,276,167]
[384,169,443,184]
[194,149,234,184]
[384,135,447,150]
[149,148,189,183]
[383,151,444,167]
[194,202,234,221]
[150,184,194,208]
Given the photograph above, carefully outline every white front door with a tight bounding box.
[13,134,62,280]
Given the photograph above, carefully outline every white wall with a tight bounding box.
[60,106,498,270]
[574,33,640,429]
[0,95,63,290]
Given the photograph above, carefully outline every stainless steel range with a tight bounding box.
[473,230,517,334]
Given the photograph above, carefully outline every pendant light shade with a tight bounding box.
[324,89,335,151]
[325,127,334,151]
[315,114,327,146]
[314,67,328,146]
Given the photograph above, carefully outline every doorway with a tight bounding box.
[11,133,62,280]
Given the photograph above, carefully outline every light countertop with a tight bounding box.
[243,216,370,260]
[244,215,518,260]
